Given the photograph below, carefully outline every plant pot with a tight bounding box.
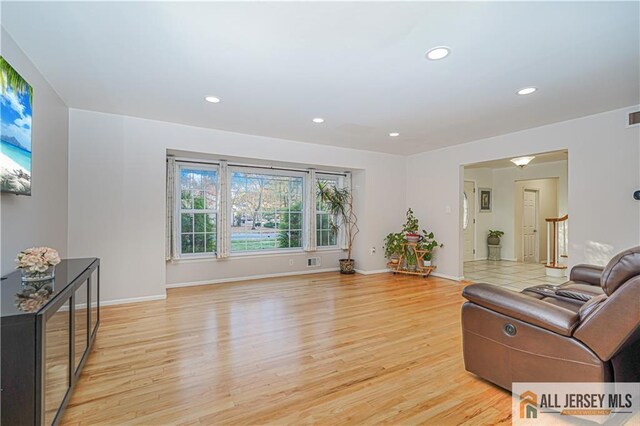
[21,265,56,284]
[390,256,400,265]
[487,236,500,245]
[339,258,355,274]
[423,260,432,267]
[406,234,422,243]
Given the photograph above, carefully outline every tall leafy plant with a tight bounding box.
[317,180,359,260]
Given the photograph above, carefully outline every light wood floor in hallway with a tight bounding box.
[62,272,512,425]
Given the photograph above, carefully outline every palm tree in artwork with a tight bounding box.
[0,56,32,104]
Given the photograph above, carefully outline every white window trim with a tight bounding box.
[228,166,307,256]
[175,162,220,259]
[315,173,340,249]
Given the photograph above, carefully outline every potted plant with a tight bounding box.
[383,232,405,264]
[487,230,504,245]
[317,181,359,274]
[402,208,422,243]
[417,230,443,267]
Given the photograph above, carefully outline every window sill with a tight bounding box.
[169,248,345,264]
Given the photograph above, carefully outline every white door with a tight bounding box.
[522,189,538,263]
[463,181,476,261]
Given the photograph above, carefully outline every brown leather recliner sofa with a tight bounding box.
[461,246,640,391]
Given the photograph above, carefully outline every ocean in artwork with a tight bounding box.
[1,56,32,195]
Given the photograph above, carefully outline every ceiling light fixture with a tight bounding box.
[511,156,535,168]
[389,132,400,137]
[205,96,221,103]
[425,46,451,61]
[312,118,324,124]
[516,87,537,96]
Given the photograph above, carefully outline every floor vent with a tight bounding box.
[629,111,640,127]
[307,257,321,267]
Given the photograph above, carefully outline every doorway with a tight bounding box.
[463,181,476,261]
[522,189,539,263]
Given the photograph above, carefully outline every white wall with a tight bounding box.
[68,109,407,302]
[408,106,640,279]
[0,29,69,275]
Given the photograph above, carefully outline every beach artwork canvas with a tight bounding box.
[1,56,32,195]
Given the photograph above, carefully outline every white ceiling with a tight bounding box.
[2,2,638,155]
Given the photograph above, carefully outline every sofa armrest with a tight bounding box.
[462,283,581,336]
[570,264,604,286]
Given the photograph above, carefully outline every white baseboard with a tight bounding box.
[101,294,167,306]
[355,268,390,275]
[355,268,462,281]
[166,267,340,289]
[431,272,463,282]
[472,257,488,261]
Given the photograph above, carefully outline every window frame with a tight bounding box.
[227,166,306,256]
[175,162,219,259]
[315,173,340,249]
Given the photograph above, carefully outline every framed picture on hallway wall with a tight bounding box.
[479,188,492,212]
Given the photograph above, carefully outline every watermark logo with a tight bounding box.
[519,390,538,419]
[512,382,640,425]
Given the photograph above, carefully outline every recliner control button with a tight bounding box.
[504,323,517,336]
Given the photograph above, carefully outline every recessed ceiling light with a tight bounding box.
[205,96,221,103]
[516,87,537,96]
[425,46,451,61]
[312,118,324,124]
[389,132,400,137]
[511,156,535,167]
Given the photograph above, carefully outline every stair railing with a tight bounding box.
[545,214,568,268]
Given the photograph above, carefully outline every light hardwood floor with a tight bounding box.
[62,272,512,425]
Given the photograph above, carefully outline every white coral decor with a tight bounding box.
[16,247,61,274]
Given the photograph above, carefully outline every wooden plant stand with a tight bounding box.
[387,242,436,278]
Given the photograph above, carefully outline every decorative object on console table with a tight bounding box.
[479,188,492,212]
[16,247,61,283]
[1,258,100,426]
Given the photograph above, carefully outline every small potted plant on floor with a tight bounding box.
[487,230,504,245]
[384,232,405,265]
[403,208,422,243]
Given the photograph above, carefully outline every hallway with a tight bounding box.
[463,260,567,292]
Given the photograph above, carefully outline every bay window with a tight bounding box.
[169,158,348,259]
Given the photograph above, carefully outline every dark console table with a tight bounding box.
[1,258,100,425]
